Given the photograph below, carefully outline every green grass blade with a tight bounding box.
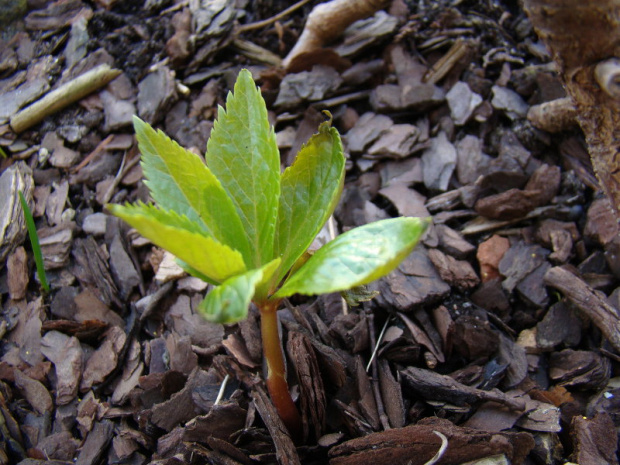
[205,69,280,268]
[19,191,49,293]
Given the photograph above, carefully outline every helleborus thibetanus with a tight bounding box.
[107,69,429,439]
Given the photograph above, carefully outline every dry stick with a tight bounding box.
[10,64,121,133]
[527,96,577,133]
[282,0,391,69]
[365,305,391,430]
[236,0,312,33]
[424,431,449,465]
[423,38,474,84]
[72,134,114,173]
[544,266,620,353]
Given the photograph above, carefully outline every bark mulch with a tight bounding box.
[1,0,619,464]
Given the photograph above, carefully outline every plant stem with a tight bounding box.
[258,298,302,441]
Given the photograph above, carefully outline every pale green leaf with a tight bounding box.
[133,116,252,261]
[274,217,430,298]
[107,202,246,283]
[205,69,280,268]
[274,118,345,283]
[197,258,281,324]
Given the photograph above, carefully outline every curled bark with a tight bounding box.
[282,0,390,69]
[523,0,620,221]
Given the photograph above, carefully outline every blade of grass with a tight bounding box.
[18,191,50,293]
[0,146,7,158]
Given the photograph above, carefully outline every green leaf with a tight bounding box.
[205,69,280,268]
[274,117,345,283]
[274,217,430,298]
[107,202,246,283]
[133,116,252,262]
[197,258,281,324]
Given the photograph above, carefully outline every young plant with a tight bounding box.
[107,69,428,439]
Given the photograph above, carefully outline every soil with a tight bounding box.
[1,0,619,464]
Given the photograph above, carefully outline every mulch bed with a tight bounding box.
[1,0,619,464]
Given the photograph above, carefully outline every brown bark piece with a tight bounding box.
[183,402,248,443]
[151,367,212,432]
[40,330,83,405]
[549,349,610,391]
[354,357,380,431]
[14,368,53,416]
[477,234,510,282]
[75,419,114,465]
[428,247,480,291]
[376,247,450,311]
[287,331,326,441]
[400,366,525,411]
[453,315,499,360]
[475,188,540,220]
[7,246,28,300]
[329,417,534,465]
[251,385,301,465]
[377,359,404,428]
[570,413,619,465]
[435,224,475,259]
[72,236,122,310]
[81,325,126,391]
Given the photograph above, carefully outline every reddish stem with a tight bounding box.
[258,298,302,441]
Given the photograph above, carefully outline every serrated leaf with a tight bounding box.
[274,217,430,298]
[133,116,252,262]
[107,202,245,283]
[205,69,280,268]
[274,118,345,283]
[197,258,281,324]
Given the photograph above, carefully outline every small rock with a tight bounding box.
[100,90,135,131]
[82,212,107,236]
[137,66,178,124]
[456,135,490,185]
[275,65,343,109]
[421,131,457,191]
[345,112,392,153]
[367,124,419,159]
[446,81,482,125]
[491,85,528,118]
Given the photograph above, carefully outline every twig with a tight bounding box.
[10,64,121,133]
[72,134,114,173]
[366,315,390,372]
[544,266,620,352]
[236,0,312,33]
[100,150,141,205]
[422,431,449,465]
[214,374,230,405]
[365,305,391,430]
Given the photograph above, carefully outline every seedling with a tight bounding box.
[107,69,428,438]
